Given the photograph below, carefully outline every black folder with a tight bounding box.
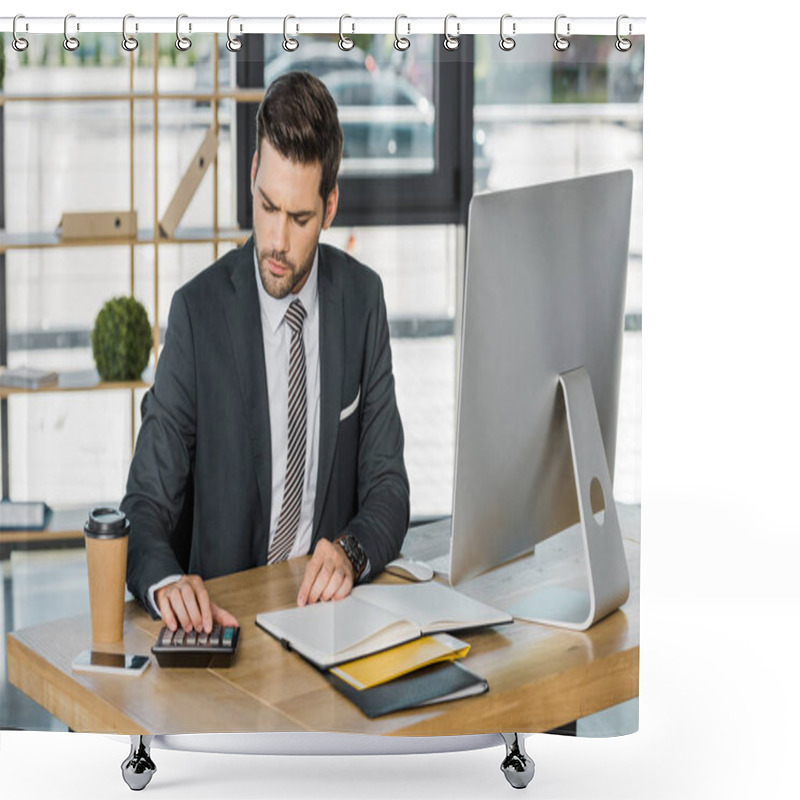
[327,661,488,719]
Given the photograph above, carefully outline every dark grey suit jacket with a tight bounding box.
[123,239,410,615]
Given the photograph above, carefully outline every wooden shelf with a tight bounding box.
[0,227,250,253]
[0,88,265,104]
[1,91,167,103]
[1,40,230,539]
[0,369,152,399]
[0,507,89,545]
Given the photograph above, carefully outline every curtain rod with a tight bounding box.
[1,15,646,37]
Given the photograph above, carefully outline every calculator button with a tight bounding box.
[151,624,238,668]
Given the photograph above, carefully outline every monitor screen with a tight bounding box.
[448,170,633,608]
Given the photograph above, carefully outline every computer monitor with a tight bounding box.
[447,170,633,630]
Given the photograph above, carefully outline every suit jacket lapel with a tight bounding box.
[314,246,344,537]
[223,238,272,555]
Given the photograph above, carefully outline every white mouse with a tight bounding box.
[384,557,435,582]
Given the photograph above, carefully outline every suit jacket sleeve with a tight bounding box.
[122,290,197,615]
[341,279,410,576]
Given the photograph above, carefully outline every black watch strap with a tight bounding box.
[335,533,367,581]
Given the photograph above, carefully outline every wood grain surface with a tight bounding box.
[7,505,640,735]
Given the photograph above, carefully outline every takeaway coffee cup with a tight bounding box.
[84,507,130,644]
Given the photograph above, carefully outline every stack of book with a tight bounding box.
[0,367,58,390]
[256,581,513,717]
[0,500,52,531]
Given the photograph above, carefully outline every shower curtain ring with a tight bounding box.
[339,15,355,51]
[283,15,299,51]
[64,13,80,51]
[176,14,192,51]
[394,15,411,51]
[122,14,139,52]
[499,14,516,51]
[226,15,242,52]
[12,15,29,52]
[553,14,570,51]
[443,14,460,51]
[616,15,633,52]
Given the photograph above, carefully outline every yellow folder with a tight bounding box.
[330,633,470,691]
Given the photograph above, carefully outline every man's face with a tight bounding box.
[250,138,338,299]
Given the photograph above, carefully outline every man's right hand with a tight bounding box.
[155,574,239,634]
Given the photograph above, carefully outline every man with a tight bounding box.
[123,72,410,635]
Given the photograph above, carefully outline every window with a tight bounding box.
[0,34,643,517]
[235,34,474,228]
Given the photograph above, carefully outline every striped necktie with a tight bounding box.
[268,298,307,564]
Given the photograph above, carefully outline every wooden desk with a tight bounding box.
[6,506,639,736]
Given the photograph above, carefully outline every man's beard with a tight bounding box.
[255,244,315,299]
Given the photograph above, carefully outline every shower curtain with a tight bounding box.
[0,11,643,795]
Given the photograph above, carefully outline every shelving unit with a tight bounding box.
[0,508,90,547]
[0,228,248,250]
[0,375,151,400]
[0,34,248,546]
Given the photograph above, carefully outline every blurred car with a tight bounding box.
[196,40,489,181]
[323,69,434,173]
[267,42,489,180]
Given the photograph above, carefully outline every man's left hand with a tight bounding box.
[297,538,355,606]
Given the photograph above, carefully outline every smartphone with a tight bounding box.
[71,650,151,676]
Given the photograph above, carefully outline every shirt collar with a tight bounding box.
[253,246,319,335]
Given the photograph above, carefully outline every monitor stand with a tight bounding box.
[508,367,630,630]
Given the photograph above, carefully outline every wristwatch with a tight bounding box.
[335,533,367,581]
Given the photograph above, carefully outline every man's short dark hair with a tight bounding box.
[255,72,343,202]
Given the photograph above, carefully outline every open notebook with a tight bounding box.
[255,581,512,670]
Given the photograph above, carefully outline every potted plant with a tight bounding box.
[91,296,153,382]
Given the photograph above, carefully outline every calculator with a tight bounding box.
[151,624,240,668]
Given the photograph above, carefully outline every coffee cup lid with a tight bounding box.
[84,507,130,539]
